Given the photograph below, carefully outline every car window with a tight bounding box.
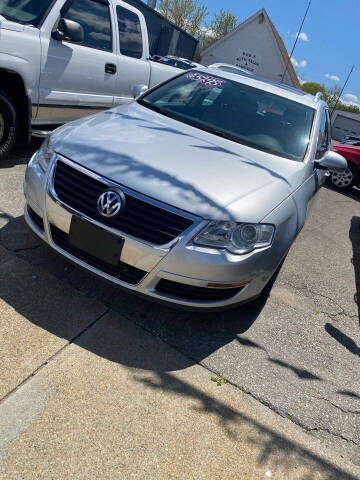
[316,110,330,159]
[63,0,112,51]
[326,109,331,145]
[139,71,315,162]
[117,6,143,59]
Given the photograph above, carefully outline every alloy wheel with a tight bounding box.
[331,168,354,188]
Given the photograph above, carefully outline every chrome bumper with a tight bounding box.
[24,153,278,309]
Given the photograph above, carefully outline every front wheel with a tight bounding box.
[0,92,17,161]
[327,163,359,190]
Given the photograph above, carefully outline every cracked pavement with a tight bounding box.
[0,141,359,478]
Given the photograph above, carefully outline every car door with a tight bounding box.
[292,107,331,229]
[112,2,150,104]
[37,0,118,124]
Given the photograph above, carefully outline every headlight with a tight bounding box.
[36,136,55,172]
[193,221,275,254]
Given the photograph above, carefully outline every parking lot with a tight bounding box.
[0,140,360,479]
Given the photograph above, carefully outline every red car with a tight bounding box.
[329,144,360,190]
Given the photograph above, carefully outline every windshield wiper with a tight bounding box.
[184,119,244,143]
[140,102,164,114]
[137,100,179,122]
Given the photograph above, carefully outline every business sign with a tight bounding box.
[235,51,261,74]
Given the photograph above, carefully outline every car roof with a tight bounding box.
[198,66,322,109]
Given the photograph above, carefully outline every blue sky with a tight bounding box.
[202,0,360,107]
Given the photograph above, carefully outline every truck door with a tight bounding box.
[113,2,150,104]
[37,0,118,124]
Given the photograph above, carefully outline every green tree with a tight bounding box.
[158,0,208,37]
[338,102,360,114]
[324,85,342,111]
[207,9,238,41]
[302,82,360,114]
[301,81,327,97]
[197,8,238,59]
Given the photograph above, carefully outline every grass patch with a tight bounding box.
[211,375,228,386]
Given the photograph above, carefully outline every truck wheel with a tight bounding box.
[327,163,358,191]
[0,92,17,161]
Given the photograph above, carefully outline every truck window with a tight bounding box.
[116,6,143,59]
[63,0,112,52]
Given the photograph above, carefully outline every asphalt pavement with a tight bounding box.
[0,140,359,479]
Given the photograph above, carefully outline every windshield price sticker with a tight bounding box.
[187,72,227,88]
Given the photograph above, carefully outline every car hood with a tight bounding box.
[51,102,305,222]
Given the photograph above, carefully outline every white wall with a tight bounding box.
[201,15,293,86]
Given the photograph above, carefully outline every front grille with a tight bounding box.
[50,225,146,285]
[155,279,243,302]
[27,205,44,231]
[53,160,194,245]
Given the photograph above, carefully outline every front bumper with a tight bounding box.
[24,153,282,310]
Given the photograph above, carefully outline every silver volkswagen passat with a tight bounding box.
[24,68,346,310]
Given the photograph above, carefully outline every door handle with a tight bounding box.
[105,63,117,74]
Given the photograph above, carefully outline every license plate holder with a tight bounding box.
[69,216,124,267]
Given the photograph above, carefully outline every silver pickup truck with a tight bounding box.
[0,0,182,160]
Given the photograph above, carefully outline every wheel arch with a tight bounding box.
[0,68,32,144]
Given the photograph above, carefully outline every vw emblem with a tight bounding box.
[97,191,122,218]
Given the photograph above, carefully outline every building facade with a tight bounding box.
[200,9,300,89]
[331,110,360,141]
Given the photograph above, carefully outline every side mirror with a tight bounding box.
[314,150,347,173]
[131,84,148,98]
[52,18,84,44]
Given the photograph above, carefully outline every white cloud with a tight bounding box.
[200,26,216,38]
[297,32,309,42]
[325,73,340,82]
[344,93,358,102]
[291,58,307,68]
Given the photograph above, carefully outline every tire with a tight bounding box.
[327,162,359,191]
[0,92,17,161]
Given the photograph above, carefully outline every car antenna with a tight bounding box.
[330,66,355,118]
[280,0,312,84]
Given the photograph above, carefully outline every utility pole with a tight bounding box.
[330,66,355,118]
[281,0,312,84]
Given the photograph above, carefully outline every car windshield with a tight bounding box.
[0,0,53,26]
[139,71,316,162]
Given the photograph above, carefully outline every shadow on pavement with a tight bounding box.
[325,323,360,357]
[0,217,358,478]
[0,213,326,381]
[324,184,360,203]
[268,358,322,380]
[350,216,360,325]
[136,372,357,480]
[0,139,41,169]
[325,216,360,358]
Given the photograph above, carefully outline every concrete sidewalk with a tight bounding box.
[0,246,358,479]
